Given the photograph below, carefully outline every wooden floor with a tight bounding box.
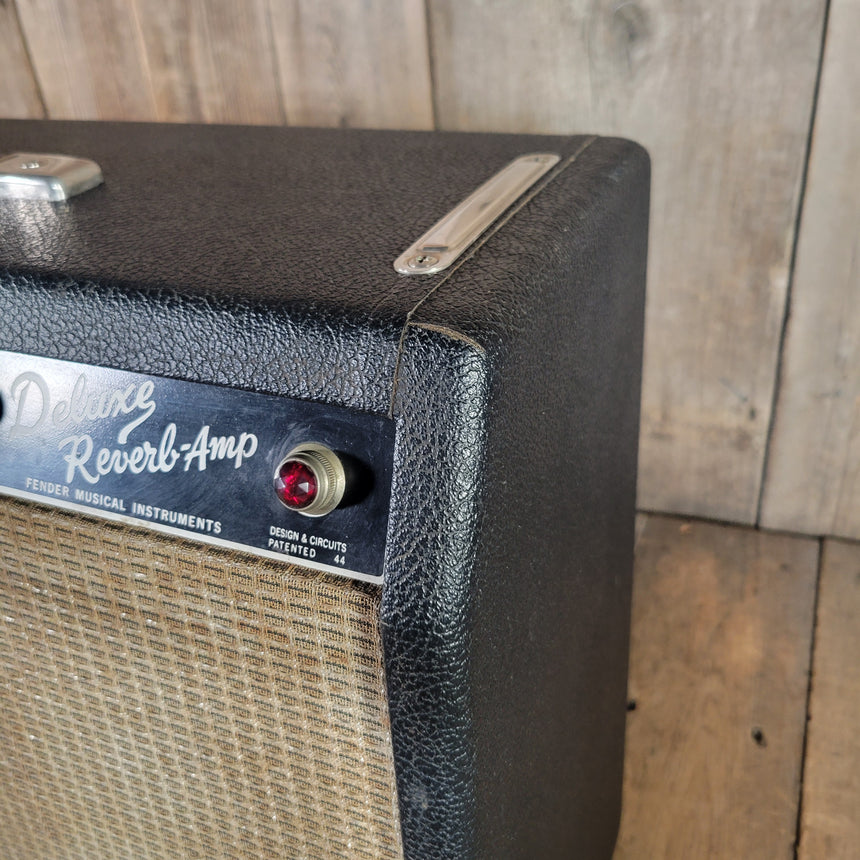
[614,515,860,860]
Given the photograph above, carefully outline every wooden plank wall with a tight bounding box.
[760,0,860,540]
[0,0,855,538]
[12,0,434,128]
[0,3,44,118]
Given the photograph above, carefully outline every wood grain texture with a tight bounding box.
[428,0,827,524]
[15,0,285,123]
[15,0,157,120]
[131,0,285,124]
[615,515,818,859]
[0,2,45,118]
[760,0,860,539]
[269,0,433,129]
[797,539,860,860]
[14,0,432,128]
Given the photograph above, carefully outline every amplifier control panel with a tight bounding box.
[0,352,395,583]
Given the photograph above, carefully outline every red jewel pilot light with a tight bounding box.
[276,460,317,509]
[274,443,346,517]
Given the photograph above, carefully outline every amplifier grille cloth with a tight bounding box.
[0,499,402,860]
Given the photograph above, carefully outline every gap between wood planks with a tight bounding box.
[623,512,860,859]
[619,513,820,859]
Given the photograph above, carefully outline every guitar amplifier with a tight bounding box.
[0,121,648,860]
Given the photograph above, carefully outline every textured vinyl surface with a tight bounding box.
[0,498,402,860]
[0,120,648,858]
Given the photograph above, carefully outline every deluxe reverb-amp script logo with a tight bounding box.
[7,370,258,484]
[0,354,392,582]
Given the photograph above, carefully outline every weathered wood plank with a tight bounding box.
[0,2,45,118]
[798,539,860,859]
[15,0,432,129]
[615,516,818,858]
[131,0,284,124]
[15,0,157,120]
[15,0,285,124]
[760,0,860,539]
[268,0,433,129]
[428,0,827,524]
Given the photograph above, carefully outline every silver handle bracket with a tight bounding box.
[394,152,560,275]
[0,152,103,202]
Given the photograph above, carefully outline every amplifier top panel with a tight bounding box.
[0,120,590,323]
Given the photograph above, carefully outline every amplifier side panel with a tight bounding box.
[411,137,651,859]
